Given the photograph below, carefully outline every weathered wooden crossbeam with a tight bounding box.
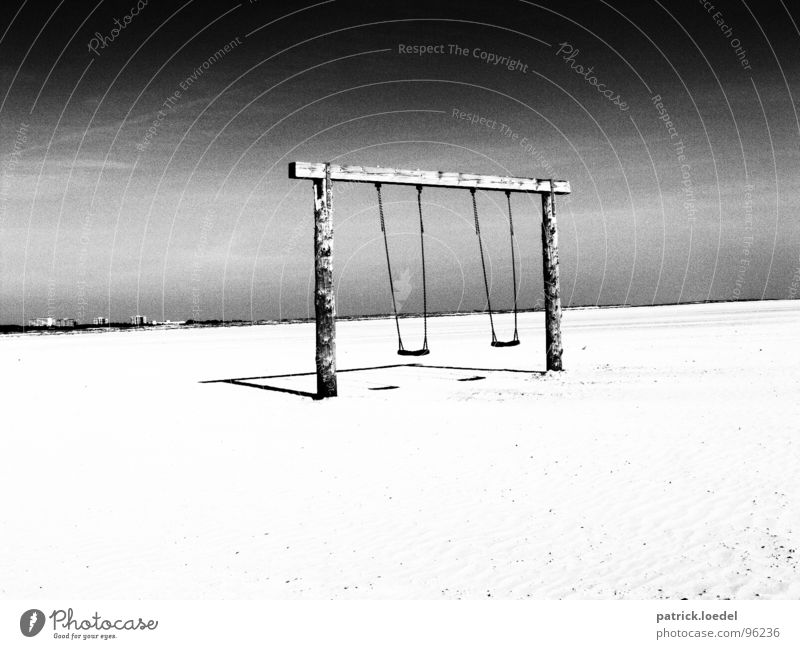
[289,161,571,194]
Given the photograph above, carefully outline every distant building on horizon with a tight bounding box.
[27,317,76,328]
[130,315,148,326]
[151,319,186,326]
[28,317,55,327]
[93,317,109,326]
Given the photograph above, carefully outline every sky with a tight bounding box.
[1,0,799,323]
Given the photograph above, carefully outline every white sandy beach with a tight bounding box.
[1,300,798,599]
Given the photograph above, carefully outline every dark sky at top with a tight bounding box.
[1,0,799,322]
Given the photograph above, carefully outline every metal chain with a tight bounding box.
[375,183,403,348]
[471,189,497,342]
[416,185,429,350]
[506,191,519,341]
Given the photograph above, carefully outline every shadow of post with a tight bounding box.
[200,363,547,400]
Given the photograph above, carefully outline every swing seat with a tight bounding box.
[491,339,520,348]
[377,183,432,359]
[472,189,523,354]
[398,347,430,356]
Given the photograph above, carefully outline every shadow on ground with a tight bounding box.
[200,363,545,399]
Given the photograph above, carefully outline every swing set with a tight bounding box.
[288,161,571,398]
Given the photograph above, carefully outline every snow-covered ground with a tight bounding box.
[1,300,798,599]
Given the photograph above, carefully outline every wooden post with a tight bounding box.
[313,163,337,398]
[541,191,563,371]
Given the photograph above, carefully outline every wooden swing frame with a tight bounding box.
[288,161,571,399]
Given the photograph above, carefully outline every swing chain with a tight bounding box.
[471,188,521,347]
[471,189,481,236]
[416,185,429,349]
[376,183,387,232]
[506,191,519,342]
[375,183,403,347]
[471,189,496,340]
[375,182,430,355]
